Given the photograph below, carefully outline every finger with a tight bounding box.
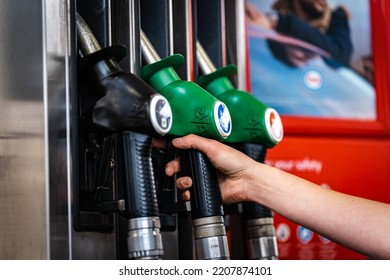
[172,134,216,154]
[165,158,181,176]
[172,134,240,167]
[176,176,192,190]
[181,190,191,201]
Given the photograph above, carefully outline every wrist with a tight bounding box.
[244,161,267,203]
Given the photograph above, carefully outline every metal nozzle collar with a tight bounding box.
[193,216,230,260]
[247,236,279,260]
[127,217,163,260]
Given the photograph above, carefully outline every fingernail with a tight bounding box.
[172,137,183,144]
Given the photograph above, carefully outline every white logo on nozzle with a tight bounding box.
[158,100,171,129]
[150,94,172,135]
[214,101,232,138]
[265,108,283,144]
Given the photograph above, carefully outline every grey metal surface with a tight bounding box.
[0,0,47,260]
[44,0,72,260]
[110,0,141,75]
[0,0,72,259]
[70,0,118,260]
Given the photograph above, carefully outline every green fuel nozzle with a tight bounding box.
[141,31,231,260]
[197,42,281,260]
[140,31,232,141]
[196,42,283,148]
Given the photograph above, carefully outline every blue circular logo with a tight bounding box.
[214,101,232,138]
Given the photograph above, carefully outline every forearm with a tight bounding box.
[247,162,390,259]
[168,135,390,258]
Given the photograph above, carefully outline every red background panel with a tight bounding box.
[266,136,390,259]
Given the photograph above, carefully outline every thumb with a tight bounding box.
[171,134,215,154]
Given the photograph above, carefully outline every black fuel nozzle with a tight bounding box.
[76,13,172,259]
[197,42,283,260]
[76,13,172,136]
[140,30,231,260]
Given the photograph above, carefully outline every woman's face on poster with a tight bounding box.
[296,0,327,19]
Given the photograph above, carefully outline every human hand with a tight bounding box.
[245,4,274,29]
[164,134,258,204]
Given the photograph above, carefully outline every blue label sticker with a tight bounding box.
[218,103,231,133]
[214,101,232,138]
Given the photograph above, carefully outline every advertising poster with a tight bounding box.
[246,0,375,120]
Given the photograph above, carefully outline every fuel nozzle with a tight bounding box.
[76,13,172,136]
[197,42,283,259]
[140,31,231,140]
[197,42,282,147]
[76,13,170,259]
[140,31,231,260]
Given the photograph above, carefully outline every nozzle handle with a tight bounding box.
[119,133,163,260]
[234,143,274,220]
[179,149,224,219]
[119,131,159,218]
[243,201,273,220]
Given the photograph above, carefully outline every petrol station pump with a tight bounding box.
[0,0,281,260]
[3,0,390,262]
[73,0,283,260]
[73,0,238,260]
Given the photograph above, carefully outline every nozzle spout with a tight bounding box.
[140,29,161,64]
[76,13,102,55]
[196,41,217,75]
